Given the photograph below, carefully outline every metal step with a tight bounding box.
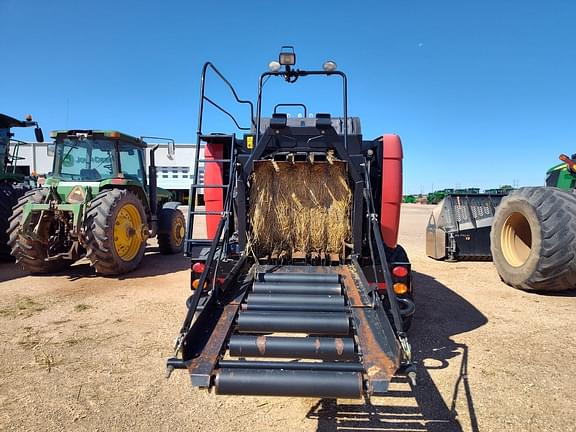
[189,210,224,215]
[198,159,231,163]
[190,184,229,189]
[199,134,235,144]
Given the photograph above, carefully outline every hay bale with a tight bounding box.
[249,160,352,257]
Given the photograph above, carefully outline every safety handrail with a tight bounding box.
[196,62,254,137]
[273,103,308,118]
[255,70,349,149]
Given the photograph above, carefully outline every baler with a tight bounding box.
[167,48,416,398]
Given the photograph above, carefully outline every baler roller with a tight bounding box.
[228,335,356,360]
[258,272,340,284]
[236,311,350,335]
[214,368,362,398]
[251,282,342,295]
[246,293,345,306]
[218,360,363,371]
[242,303,347,312]
[243,293,345,311]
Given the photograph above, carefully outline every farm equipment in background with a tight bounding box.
[8,130,185,275]
[426,192,505,261]
[0,113,44,260]
[426,189,454,204]
[166,48,416,399]
[490,153,576,291]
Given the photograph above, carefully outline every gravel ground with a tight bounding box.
[0,204,574,432]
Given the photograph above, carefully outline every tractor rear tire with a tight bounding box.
[8,188,72,274]
[84,189,148,275]
[490,187,576,291]
[157,207,186,254]
[0,182,31,260]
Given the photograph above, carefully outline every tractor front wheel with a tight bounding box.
[157,207,186,254]
[84,189,148,275]
[491,187,576,291]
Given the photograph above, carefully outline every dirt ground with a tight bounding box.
[0,204,574,432]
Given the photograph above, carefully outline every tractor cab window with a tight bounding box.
[118,144,145,183]
[55,139,115,181]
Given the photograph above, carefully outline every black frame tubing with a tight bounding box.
[255,70,348,149]
[273,103,308,118]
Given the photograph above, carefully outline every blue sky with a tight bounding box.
[1,0,575,194]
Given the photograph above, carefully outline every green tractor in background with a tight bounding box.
[490,153,576,291]
[0,113,44,260]
[8,130,186,275]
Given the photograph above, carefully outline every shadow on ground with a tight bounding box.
[307,271,488,432]
[64,247,190,281]
[0,247,190,282]
[0,261,28,283]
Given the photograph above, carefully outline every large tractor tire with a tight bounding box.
[490,187,576,291]
[0,183,23,260]
[157,207,186,254]
[84,189,148,275]
[8,188,72,274]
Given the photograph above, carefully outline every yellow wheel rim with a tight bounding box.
[501,212,532,267]
[172,217,185,246]
[113,203,144,261]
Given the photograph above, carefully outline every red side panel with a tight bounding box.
[204,143,223,239]
[380,134,403,248]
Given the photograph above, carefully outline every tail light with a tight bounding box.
[392,266,408,278]
[192,279,208,290]
[192,262,205,274]
[393,283,408,295]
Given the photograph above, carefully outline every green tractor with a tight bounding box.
[0,113,44,260]
[8,130,186,275]
[426,188,454,204]
[490,153,576,291]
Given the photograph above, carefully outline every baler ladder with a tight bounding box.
[185,61,253,258]
[185,133,234,257]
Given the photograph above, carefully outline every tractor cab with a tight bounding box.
[0,113,43,260]
[48,130,147,185]
[0,113,43,179]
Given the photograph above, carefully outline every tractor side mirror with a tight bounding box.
[167,140,175,160]
[35,127,44,143]
[47,143,55,157]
